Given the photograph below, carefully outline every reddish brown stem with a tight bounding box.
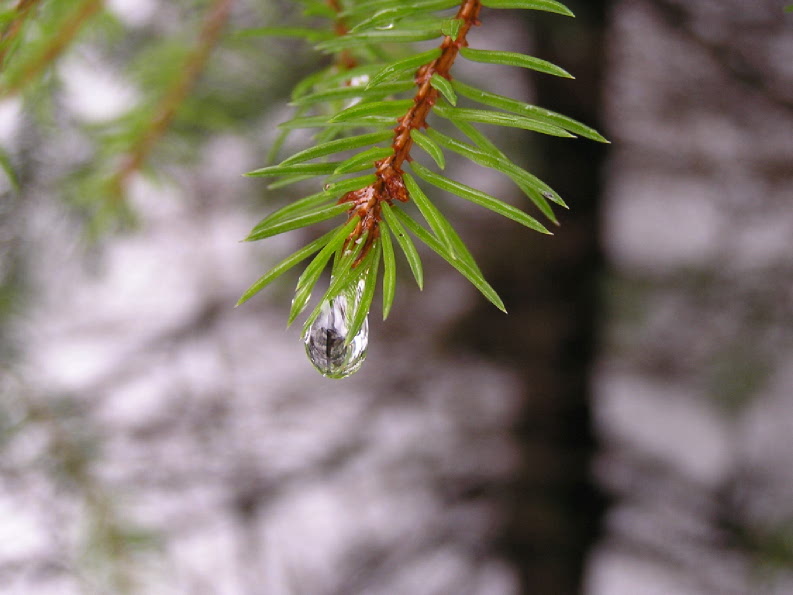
[340,0,482,263]
[380,0,481,175]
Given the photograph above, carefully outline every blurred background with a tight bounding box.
[1,0,792,593]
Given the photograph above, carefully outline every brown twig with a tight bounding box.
[108,0,234,196]
[0,0,44,72]
[0,0,102,96]
[340,0,482,262]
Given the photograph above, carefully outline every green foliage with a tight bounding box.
[239,0,606,369]
[429,73,457,105]
[459,47,574,78]
[381,203,424,290]
[0,0,276,237]
[409,161,550,234]
[379,222,397,319]
[366,48,442,87]
[481,0,574,15]
[410,129,446,169]
[0,0,605,372]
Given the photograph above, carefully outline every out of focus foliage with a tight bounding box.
[0,0,299,235]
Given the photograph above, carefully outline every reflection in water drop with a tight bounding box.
[304,283,368,379]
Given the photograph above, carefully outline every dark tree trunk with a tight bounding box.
[451,2,610,592]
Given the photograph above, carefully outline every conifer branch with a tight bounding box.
[109,0,234,196]
[0,0,43,72]
[239,0,604,376]
[341,0,482,262]
[0,0,103,97]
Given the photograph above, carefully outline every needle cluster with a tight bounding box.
[239,0,609,339]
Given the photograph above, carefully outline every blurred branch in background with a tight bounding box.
[0,0,44,72]
[0,0,255,235]
[108,0,234,199]
[0,0,103,97]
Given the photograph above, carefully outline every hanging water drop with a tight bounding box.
[304,283,368,379]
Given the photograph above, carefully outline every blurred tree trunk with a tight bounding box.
[452,2,610,592]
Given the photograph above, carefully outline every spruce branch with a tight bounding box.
[0,0,43,72]
[108,0,234,197]
[240,0,606,376]
[0,0,103,97]
[339,0,482,263]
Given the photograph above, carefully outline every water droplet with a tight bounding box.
[304,283,368,379]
